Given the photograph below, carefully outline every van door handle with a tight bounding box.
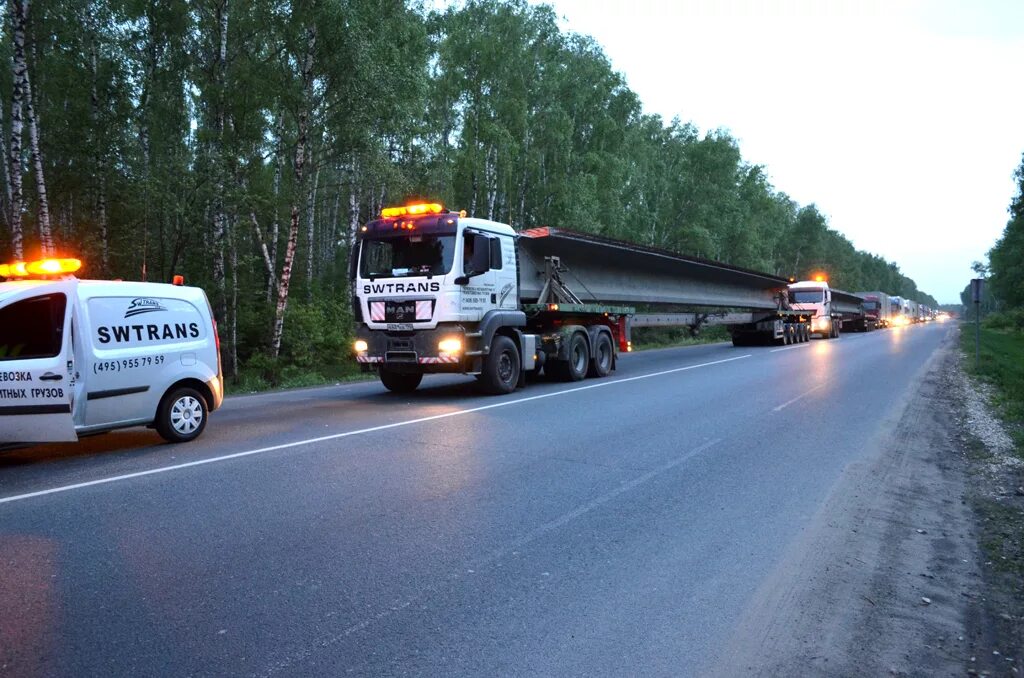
[39,373,63,382]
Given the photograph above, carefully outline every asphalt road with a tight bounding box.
[0,322,953,677]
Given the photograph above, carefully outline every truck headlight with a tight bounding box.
[353,339,368,353]
[438,338,462,354]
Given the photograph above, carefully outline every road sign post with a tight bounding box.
[971,278,984,369]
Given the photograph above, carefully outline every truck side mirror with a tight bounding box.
[455,233,492,285]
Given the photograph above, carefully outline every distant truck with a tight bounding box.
[857,291,891,328]
[788,280,870,337]
[0,258,224,444]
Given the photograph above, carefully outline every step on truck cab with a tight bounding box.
[0,258,223,445]
[351,203,631,395]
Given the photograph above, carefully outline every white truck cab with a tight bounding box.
[788,279,839,338]
[0,259,223,445]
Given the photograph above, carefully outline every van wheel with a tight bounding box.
[479,335,520,395]
[156,387,208,443]
[380,369,422,393]
[588,333,613,378]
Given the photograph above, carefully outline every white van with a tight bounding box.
[0,270,223,444]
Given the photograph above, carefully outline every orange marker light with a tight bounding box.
[813,274,826,282]
[172,275,185,286]
[380,203,444,218]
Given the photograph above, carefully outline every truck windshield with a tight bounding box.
[359,235,456,279]
[863,301,879,310]
[790,290,824,303]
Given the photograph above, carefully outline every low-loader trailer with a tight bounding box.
[350,203,814,394]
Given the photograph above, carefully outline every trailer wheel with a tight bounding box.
[801,324,809,342]
[380,369,423,393]
[155,387,208,443]
[478,335,520,395]
[587,333,613,378]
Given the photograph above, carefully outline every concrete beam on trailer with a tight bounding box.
[830,289,865,315]
[632,312,763,328]
[517,228,790,310]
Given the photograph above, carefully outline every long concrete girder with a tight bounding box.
[517,228,790,310]
[830,289,865,315]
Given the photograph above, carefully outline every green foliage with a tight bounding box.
[279,299,353,368]
[988,153,1024,310]
[983,309,1024,333]
[0,0,939,385]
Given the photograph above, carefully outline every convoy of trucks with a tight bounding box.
[348,203,932,395]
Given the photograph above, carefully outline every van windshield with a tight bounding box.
[359,234,457,279]
[790,289,824,303]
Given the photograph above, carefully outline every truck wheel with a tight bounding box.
[479,335,520,395]
[587,333,613,378]
[548,333,590,381]
[155,387,208,443]
[380,369,423,393]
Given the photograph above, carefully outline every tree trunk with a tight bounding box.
[210,0,229,336]
[305,159,319,299]
[267,111,284,301]
[251,212,279,294]
[7,1,27,258]
[228,215,238,378]
[347,154,359,247]
[90,27,110,274]
[21,49,54,254]
[0,95,10,231]
[271,23,316,358]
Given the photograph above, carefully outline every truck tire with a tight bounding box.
[380,369,423,393]
[479,335,520,395]
[155,386,208,443]
[548,332,589,381]
[587,333,613,378]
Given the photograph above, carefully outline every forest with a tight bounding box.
[1,0,940,385]
[964,153,1024,325]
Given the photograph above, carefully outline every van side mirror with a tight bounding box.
[455,233,492,285]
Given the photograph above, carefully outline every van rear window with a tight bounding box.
[0,293,67,360]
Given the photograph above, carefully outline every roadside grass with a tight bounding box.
[230,361,369,394]
[632,325,730,350]
[978,498,1024,578]
[959,323,1024,452]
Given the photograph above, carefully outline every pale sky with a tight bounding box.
[530,0,1024,303]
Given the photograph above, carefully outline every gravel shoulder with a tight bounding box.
[708,328,1022,677]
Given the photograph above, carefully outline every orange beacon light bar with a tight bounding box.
[0,257,82,277]
[380,203,444,218]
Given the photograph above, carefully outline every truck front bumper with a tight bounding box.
[354,324,468,373]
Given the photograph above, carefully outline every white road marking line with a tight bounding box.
[769,343,811,353]
[772,382,830,412]
[260,437,721,676]
[0,355,751,505]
